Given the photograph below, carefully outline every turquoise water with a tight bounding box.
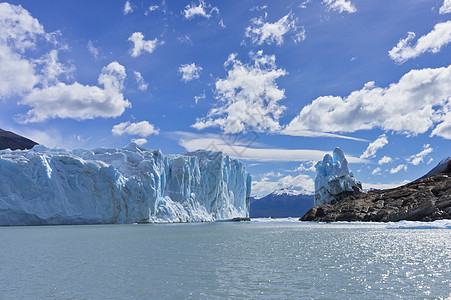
[0,220,450,299]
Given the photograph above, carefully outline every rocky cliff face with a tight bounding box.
[0,129,37,151]
[301,173,451,222]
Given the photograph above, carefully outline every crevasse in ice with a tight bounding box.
[314,147,362,206]
[0,143,251,225]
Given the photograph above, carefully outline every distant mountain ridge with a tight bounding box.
[0,129,38,151]
[250,189,314,218]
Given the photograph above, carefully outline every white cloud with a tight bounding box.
[123,1,133,15]
[134,71,148,91]
[183,0,218,20]
[245,12,305,46]
[389,21,451,63]
[252,174,314,197]
[132,138,147,146]
[149,5,159,12]
[323,0,356,14]
[440,0,451,14]
[390,164,407,174]
[294,161,316,172]
[178,63,202,82]
[177,131,365,163]
[112,121,159,137]
[18,62,130,123]
[372,167,382,175]
[378,156,392,165]
[284,65,451,139]
[128,32,160,57]
[360,134,388,159]
[194,91,206,104]
[193,51,287,134]
[87,40,99,59]
[407,144,433,166]
[0,3,44,99]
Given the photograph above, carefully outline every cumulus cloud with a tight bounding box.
[440,0,451,14]
[390,164,407,174]
[323,0,356,14]
[134,71,148,91]
[284,65,451,139]
[18,62,130,123]
[183,0,219,20]
[193,51,287,134]
[360,134,388,159]
[252,173,314,197]
[378,156,392,165]
[389,21,451,63]
[123,1,133,15]
[407,144,433,166]
[128,32,160,57]
[179,63,202,82]
[0,3,45,99]
[112,121,159,137]
[245,12,306,46]
[132,138,147,146]
[372,167,382,175]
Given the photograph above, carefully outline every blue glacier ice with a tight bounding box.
[314,147,362,206]
[0,143,251,225]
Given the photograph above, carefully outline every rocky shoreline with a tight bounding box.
[301,173,451,222]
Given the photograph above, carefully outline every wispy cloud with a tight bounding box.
[323,0,356,14]
[87,40,99,59]
[389,21,451,63]
[134,71,148,91]
[244,12,306,46]
[176,131,366,163]
[123,1,133,15]
[183,0,219,20]
[360,134,388,159]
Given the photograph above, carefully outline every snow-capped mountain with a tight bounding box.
[250,188,314,218]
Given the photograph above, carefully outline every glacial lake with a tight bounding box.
[1,220,450,299]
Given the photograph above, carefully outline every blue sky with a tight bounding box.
[1,0,450,196]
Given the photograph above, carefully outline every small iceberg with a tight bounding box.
[387,220,451,229]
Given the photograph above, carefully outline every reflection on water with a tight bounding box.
[0,221,450,299]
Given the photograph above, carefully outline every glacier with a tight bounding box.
[0,143,251,225]
[314,147,362,206]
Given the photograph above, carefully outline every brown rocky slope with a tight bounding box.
[301,171,451,222]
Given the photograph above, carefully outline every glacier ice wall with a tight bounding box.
[0,143,251,225]
[314,147,362,206]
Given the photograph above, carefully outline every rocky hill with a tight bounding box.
[301,171,451,222]
[0,129,38,151]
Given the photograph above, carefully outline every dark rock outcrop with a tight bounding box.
[0,129,38,151]
[301,173,451,222]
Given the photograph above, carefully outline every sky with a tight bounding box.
[0,0,450,197]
